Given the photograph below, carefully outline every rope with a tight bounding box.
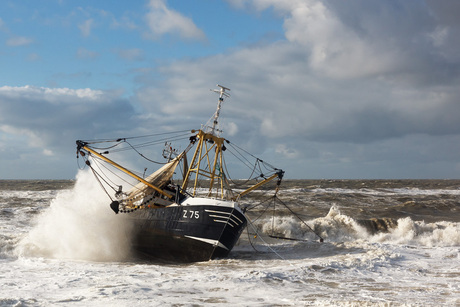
[274,195,324,242]
[91,156,138,192]
[80,129,193,144]
[124,139,166,164]
[245,214,290,262]
[87,161,115,201]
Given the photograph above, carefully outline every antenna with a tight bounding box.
[208,84,230,136]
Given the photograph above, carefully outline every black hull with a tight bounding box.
[127,202,247,262]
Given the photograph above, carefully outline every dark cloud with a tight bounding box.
[0,87,135,147]
[128,0,460,178]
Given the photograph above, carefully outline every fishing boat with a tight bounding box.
[76,85,284,262]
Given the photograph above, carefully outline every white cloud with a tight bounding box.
[131,0,460,178]
[0,86,139,178]
[0,86,132,153]
[0,85,104,102]
[116,48,144,61]
[78,18,94,37]
[6,36,33,46]
[111,15,138,30]
[276,144,299,159]
[144,0,206,41]
[76,47,99,59]
[0,17,7,32]
[2,0,460,179]
[26,53,41,61]
[224,122,239,137]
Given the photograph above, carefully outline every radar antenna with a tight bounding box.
[207,84,230,136]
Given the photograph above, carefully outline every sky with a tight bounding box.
[1,0,460,180]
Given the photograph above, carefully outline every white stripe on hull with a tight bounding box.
[184,235,229,250]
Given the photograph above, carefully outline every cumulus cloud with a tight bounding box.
[0,84,205,178]
[2,0,459,179]
[132,0,460,177]
[0,86,134,151]
[140,0,460,140]
[144,0,206,41]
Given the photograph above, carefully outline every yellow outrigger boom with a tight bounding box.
[235,171,283,200]
[76,141,173,199]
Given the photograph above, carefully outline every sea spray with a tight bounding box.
[16,170,133,261]
[370,217,460,247]
[311,205,370,241]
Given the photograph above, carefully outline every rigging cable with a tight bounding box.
[225,142,255,170]
[123,139,166,165]
[80,129,193,144]
[91,155,138,192]
[224,144,277,186]
[245,214,291,263]
[110,133,192,154]
[83,158,116,201]
[274,195,324,242]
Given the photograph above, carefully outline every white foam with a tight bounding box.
[284,186,460,197]
[1,190,459,305]
[15,170,133,261]
[371,217,460,247]
[252,205,460,249]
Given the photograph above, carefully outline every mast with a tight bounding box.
[182,85,230,198]
[208,85,230,136]
[181,84,284,200]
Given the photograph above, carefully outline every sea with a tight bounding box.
[1,171,459,306]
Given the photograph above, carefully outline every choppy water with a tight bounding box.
[1,172,459,306]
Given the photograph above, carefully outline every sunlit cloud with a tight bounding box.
[144,0,206,41]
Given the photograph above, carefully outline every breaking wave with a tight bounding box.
[15,170,133,261]
[254,206,460,247]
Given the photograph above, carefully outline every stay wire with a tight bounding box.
[124,139,166,165]
[83,141,124,151]
[229,141,278,171]
[274,196,324,242]
[86,160,116,201]
[245,193,279,211]
[225,143,254,170]
[224,146,267,186]
[91,155,137,192]
[226,143,278,183]
[245,214,291,264]
[246,207,317,277]
[221,151,254,186]
[80,129,193,144]
[111,133,192,153]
